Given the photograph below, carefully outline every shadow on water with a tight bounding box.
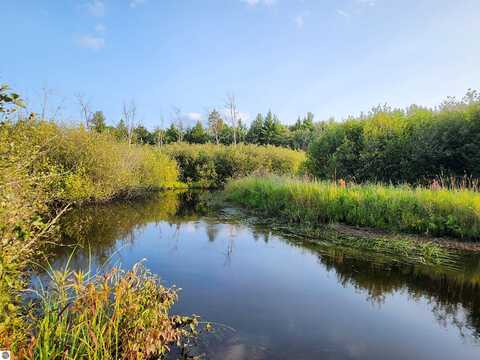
[45,190,480,360]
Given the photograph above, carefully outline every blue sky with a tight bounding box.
[2,0,480,128]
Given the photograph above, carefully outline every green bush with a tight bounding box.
[162,143,306,187]
[307,92,480,184]
[2,119,180,203]
[225,176,480,240]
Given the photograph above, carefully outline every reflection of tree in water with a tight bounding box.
[206,222,220,242]
[314,247,480,341]
[55,191,184,262]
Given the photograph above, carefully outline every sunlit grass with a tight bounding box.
[225,176,480,240]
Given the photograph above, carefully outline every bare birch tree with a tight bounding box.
[172,106,184,142]
[122,99,137,145]
[75,93,92,128]
[225,93,239,145]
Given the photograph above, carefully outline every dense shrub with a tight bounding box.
[162,143,306,187]
[307,92,480,184]
[2,119,180,203]
[225,176,480,240]
[0,119,58,348]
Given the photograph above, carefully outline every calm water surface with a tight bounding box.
[49,191,480,360]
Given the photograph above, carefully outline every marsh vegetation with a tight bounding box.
[2,84,480,358]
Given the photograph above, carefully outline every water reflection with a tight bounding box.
[51,191,480,360]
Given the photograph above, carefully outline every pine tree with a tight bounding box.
[246,113,265,144]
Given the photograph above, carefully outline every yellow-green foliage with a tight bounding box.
[27,262,201,360]
[0,120,59,348]
[0,118,179,350]
[13,120,180,202]
[225,176,480,239]
[163,143,306,187]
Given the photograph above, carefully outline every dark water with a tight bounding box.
[49,191,480,360]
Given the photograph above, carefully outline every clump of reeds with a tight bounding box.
[23,260,203,360]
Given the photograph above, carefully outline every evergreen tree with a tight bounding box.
[246,113,265,144]
[165,123,181,143]
[263,111,284,145]
[185,121,209,144]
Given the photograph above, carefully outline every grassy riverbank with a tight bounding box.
[224,176,480,240]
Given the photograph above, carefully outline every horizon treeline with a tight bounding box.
[67,89,480,160]
[80,108,321,150]
[8,86,480,184]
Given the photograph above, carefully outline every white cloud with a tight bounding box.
[129,0,146,8]
[242,0,276,7]
[87,0,105,17]
[355,0,376,6]
[336,9,350,18]
[185,112,202,121]
[294,15,304,29]
[78,35,105,50]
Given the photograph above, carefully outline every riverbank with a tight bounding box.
[0,118,192,356]
[224,176,480,248]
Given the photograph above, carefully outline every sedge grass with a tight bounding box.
[224,176,480,240]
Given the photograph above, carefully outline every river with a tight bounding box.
[44,190,480,360]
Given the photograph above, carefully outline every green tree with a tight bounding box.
[185,121,209,144]
[246,113,265,144]
[165,123,181,143]
[115,119,128,141]
[133,125,155,144]
[262,111,285,146]
[208,109,224,145]
[89,111,107,133]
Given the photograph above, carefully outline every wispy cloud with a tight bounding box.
[86,0,105,17]
[336,9,350,18]
[78,35,105,50]
[129,0,146,8]
[185,112,202,121]
[241,0,276,7]
[355,0,376,6]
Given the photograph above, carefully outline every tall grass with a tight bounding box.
[225,176,480,240]
[162,143,306,188]
[25,261,202,360]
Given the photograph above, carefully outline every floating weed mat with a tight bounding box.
[221,209,461,270]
